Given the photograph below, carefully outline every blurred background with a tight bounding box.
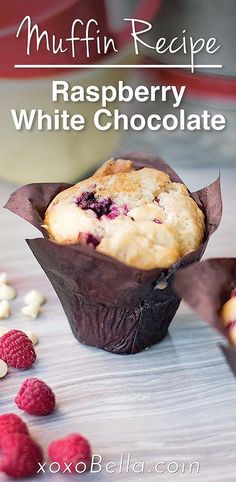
[0,0,235,184]
[0,8,235,479]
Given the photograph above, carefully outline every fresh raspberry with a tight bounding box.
[0,413,29,446]
[48,433,92,473]
[0,433,43,478]
[0,330,36,369]
[15,378,56,416]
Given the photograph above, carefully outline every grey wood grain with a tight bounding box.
[0,167,235,482]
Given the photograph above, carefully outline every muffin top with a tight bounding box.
[44,159,205,270]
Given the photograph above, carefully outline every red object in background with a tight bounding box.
[0,0,162,78]
[146,62,236,101]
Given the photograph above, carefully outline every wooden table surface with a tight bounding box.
[0,166,235,482]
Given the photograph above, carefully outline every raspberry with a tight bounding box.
[76,192,113,218]
[106,203,129,219]
[0,413,29,446]
[0,433,43,478]
[48,433,92,473]
[0,330,36,369]
[78,232,101,248]
[15,378,56,416]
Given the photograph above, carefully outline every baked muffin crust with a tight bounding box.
[44,159,205,269]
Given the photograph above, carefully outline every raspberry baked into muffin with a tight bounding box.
[44,159,205,270]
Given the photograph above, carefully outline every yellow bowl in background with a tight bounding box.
[0,49,133,184]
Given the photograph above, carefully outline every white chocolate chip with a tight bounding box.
[0,300,10,319]
[24,289,45,306]
[0,325,8,337]
[0,284,16,301]
[0,359,8,379]
[21,303,41,319]
[0,273,8,286]
[25,331,38,346]
[155,280,168,290]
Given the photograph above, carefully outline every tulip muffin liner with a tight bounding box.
[5,153,222,354]
[173,258,236,377]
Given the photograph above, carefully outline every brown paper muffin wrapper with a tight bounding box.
[5,153,222,354]
[173,258,236,376]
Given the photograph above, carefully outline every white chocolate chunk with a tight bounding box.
[0,300,10,319]
[0,273,8,286]
[21,303,41,319]
[155,280,168,290]
[0,359,8,378]
[25,331,38,345]
[0,284,16,301]
[0,325,8,336]
[128,204,165,223]
[24,289,45,306]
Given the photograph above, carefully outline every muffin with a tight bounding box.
[174,258,236,376]
[44,159,205,270]
[5,153,222,354]
[221,286,236,346]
